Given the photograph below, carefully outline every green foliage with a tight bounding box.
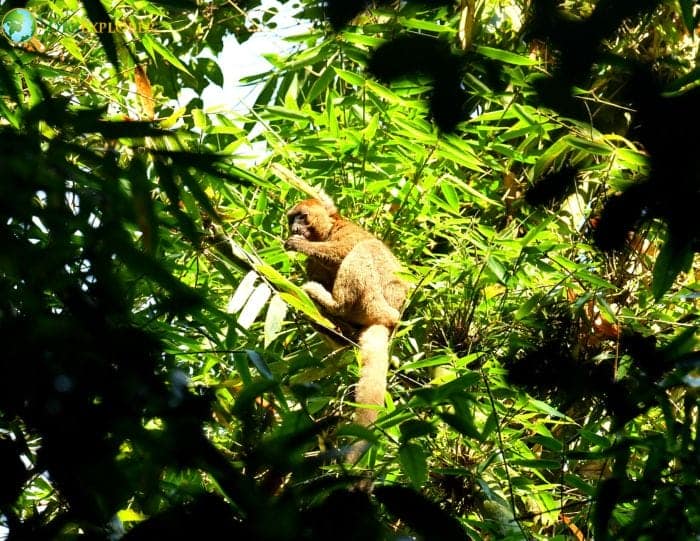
[1,0,699,540]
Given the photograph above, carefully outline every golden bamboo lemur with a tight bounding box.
[285,196,407,462]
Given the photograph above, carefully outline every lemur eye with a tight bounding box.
[288,212,308,225]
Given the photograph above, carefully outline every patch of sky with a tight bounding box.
[180,0,309,114]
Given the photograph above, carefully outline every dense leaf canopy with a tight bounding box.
[0,0,699,539]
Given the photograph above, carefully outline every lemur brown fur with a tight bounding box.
[285,196,407,461]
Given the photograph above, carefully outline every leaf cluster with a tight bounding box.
[1,0,700,540]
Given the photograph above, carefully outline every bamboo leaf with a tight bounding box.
[475,45,537,66]
[399,443,428,487]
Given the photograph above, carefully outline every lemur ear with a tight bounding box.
[269,163,339,216]
[316,189,338,216]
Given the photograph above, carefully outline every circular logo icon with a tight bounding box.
[2,8,36,44]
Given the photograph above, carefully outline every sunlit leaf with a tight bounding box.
[142,33,191,75]
[264,294,288,348]
[475,45,537,66]
[335,68,365,87]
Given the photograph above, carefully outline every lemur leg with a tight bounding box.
[302,281,346,316]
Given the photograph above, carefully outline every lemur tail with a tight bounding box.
[346,324,391,463]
